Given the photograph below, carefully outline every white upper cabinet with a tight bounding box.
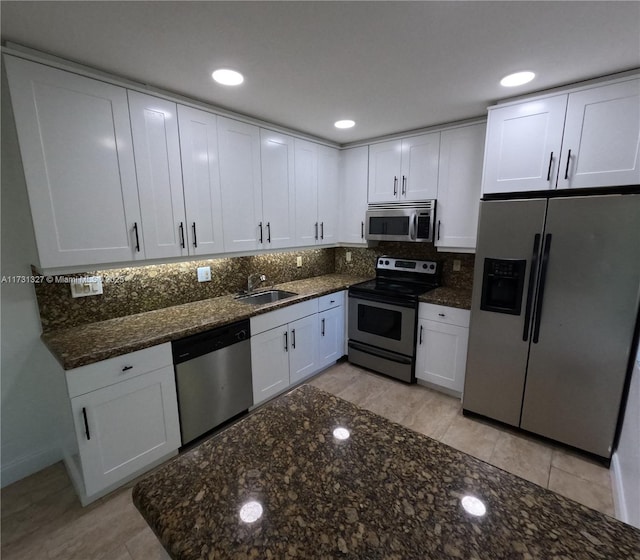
[317,145,340,245]
[177,105,225,255]
[368,133,440,203]
[294,139,319,246]
[558,79,640,189]
[368,140,402,203]
[400,133,440,200]
[4,55,144,268]
[217,116,264,252]
[340,146,369,245]
[260,130,296,249]
[128,92,186,260]
[483,77,640,194]
[482,95,567,194]
[435,123,486,252]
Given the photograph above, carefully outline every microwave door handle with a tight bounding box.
[410,214,417,240]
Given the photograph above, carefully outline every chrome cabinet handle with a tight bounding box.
[179,222,185,248]
[321,318,325,336]
[133,222,140,252]
[402,175,407,195]
[192,222,198,248]
[393,176,398,196]
[564,149,572,180]
[259,222,263,244]
[315,222,319,240]
[266,222,271,243]
[291,329,296,349]
[320,222,324,240]
[82,407,91,440]
[284,331,288,352]
[546,152,554,182]
[361,221,364,239]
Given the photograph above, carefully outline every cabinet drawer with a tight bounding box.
[419,303,470,328]
[66,343,172,398]
[317,290,345,312]
[251,299,318,335]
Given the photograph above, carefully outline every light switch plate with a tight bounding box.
[197,266,211,282]
[346,251,352,262]
[296,256,303,268]
[70,276,103,298]
[453,259,461,272]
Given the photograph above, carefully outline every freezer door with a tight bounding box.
[521,193,640,458]
[463,199,547,426]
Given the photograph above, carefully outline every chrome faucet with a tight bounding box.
[247,273,267,294]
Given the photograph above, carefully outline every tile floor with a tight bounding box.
[1,361,617,559]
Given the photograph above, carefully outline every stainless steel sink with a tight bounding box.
[235,289,298,305]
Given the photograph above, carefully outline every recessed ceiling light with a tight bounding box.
[334,119,355,129]
[212,69,244,86]
[500,71,535,87]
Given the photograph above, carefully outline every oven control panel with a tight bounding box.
[376,257,438,275]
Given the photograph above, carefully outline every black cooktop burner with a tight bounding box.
[349,256,441,303]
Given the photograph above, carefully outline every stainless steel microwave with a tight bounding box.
[365,201,436,242]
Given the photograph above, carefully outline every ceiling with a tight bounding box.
[1,1,639,144]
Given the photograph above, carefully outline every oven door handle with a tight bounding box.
[348,341,413,365]
[348,292,416,309]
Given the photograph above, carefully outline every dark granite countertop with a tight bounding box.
[420,286,473,310]
[133,385,640,559]
[43,274,368,370]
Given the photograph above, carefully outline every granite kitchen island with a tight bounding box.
[133,385,640,559]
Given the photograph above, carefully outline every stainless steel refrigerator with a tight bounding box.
[463,190,640,460]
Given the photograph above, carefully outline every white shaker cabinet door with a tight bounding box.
[558,79,640,189]
[340,146,369,244]
[128,92,187,260]
[401,132,440,201]
[294,139,319,246]
[251,327,290,406]
[368,140,401,203]
[261,130,296,249]
[217,116,263,252]
[436,123,485,251]
[288,314,318,384]
[317,145,340,245]
[4,55,144,267]
[483,95,567,194]
[178,105,225,255]
[71,366,180,497]
[415,319,469,395]
[317,305,345,370]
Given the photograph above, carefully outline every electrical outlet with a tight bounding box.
[296,256,303,268]
[453,259,461,272]
[346,251,352,262]
[197,266,211,282]
[70,276,103,298]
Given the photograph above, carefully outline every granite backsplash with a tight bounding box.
[35,249,335,332]
[335,243,475,290]
[34,244,475,332]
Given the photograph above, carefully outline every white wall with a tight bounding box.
[612,341,640,528]
[1,71,73,487]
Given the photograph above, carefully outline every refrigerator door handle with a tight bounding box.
[532,233,552,344]
[522,234,541,341]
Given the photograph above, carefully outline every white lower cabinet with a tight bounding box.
[317,292,345,370]
[415,303,470,396]
[64,344,180,505]
[250,293,346,406]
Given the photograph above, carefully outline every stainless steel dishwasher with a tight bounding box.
[172,319,252,446]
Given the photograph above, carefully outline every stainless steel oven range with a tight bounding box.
[348,256,441,383]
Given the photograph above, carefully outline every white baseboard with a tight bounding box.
[1,443,64,488]
[610,452,628,524]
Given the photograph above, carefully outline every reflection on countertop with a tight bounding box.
[133,385,640,559]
